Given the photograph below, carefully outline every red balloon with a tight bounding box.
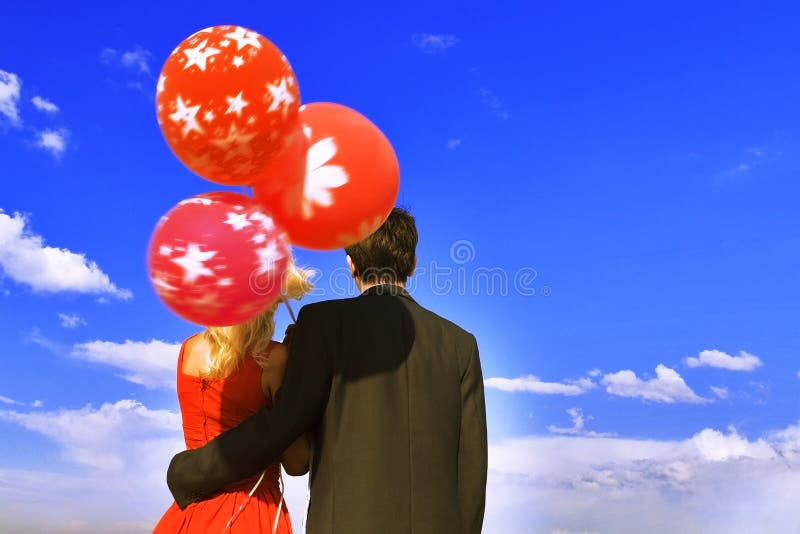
[253,103,400,250]
[156,25,300,186]
[147,192,290,326]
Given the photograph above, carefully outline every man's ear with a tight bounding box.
[346,255,357,278]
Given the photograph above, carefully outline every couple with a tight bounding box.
[156,208,488,533]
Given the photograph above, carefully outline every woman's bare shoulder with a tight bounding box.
[184,332,207,353]
[261,342,289,396]
[268,341,288,366]
[181,333,209,374]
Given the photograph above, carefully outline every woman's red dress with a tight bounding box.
[154,337,293,533]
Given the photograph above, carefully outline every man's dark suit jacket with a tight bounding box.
[167,284,488,534]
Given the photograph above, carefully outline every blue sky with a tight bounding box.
[1,2,800,533]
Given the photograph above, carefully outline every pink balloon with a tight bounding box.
[147,192,289,326]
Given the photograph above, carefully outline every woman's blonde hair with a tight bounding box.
[203,264,313,379]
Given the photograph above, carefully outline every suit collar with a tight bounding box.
[360,283,414,301]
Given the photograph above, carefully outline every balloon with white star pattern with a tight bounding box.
[156,25,300,186]
[147,192,290,326]
[252,102,400,249]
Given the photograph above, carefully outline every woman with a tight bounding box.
[154,265,312,533]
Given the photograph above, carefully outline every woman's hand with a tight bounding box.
[281,434,310,476]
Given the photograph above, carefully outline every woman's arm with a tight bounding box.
[262,342,311,476]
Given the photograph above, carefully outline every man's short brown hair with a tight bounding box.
[344,207,418,284]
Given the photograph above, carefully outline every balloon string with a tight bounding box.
[271,470,285,534]
[219,298,292,533]
[282,297,297,323]
[221,469,266,533]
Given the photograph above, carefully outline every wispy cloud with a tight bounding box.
[602,364,709,404]
[0,394,43,408]
[101,46,152,74]
[412,33,459,54]
[0,210,132,299]
[485,375,595,396]
[27,328,67,354]
[710,386,729,399]
[686,349,762,372]
[715,145,779,183]
[0,69,22,126]
[478,87,510,120]
[101,46,155,98]
[547,408,615,437]
[447,137,462,149]
[35,128,68,158]
[31,95,59,113]
[70,339,180,390]
[0,395,22,406]
[58,313,87,329]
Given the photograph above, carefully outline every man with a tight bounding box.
[167,208,488,534]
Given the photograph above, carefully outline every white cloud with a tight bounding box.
[0,400,182,532]
[0,400,180,470]
[3,399,800,534]
[0,399,310,533]
[710,386,729,399]
[447,137,462,149]
[70,339,180,389]
[412,33,459,53]
[0,211,131,299]
[58,313,87,329]
[483,423,800,533]
[31,96,59,113]
[479,87,510,120]
[587,368,602,377]
[602,364,708,404]
[685,349,762,371]
[0,72,70,157]
[0,69,21,126]
[35,128,68,158]
[485,375,595,396]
